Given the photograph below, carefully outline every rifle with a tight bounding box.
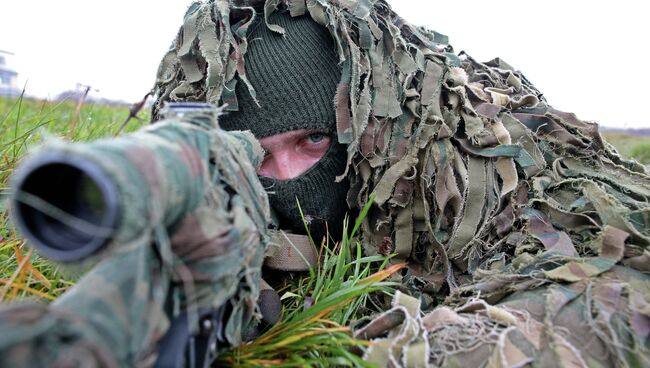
[0,103,271,367]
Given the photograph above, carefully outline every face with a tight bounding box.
[257,129,332,180]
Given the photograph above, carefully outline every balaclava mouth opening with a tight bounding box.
[219,9,349,243]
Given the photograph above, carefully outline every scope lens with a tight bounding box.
[11,156,119,261]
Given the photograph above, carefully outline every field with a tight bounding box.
[0,95,649,363]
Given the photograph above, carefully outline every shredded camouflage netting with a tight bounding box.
[151,0,650,366]
[0,108,270,366]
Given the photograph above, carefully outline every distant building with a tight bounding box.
[0,50,21,97]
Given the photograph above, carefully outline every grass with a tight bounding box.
[0,94,144,301]
[219,197,404,366]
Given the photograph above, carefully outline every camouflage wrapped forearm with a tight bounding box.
[0,110,270,366]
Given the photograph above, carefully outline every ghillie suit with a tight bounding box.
[152,0,650,366]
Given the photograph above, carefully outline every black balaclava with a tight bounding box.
[219,10,349,243]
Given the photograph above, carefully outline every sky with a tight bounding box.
[1,0,649,129]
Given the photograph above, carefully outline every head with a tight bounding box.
[218,10,350,242]
[152,0,457,261]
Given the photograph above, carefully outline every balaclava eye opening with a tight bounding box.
[219,10,349,243]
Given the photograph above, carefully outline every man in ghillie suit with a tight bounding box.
[0,0,646,366]
[150,0,650,366]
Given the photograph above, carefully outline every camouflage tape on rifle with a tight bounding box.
[0,116,270,366]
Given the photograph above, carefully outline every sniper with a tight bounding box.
[2,0,650,366]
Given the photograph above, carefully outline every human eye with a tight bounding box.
[297,131,331,159]
[307,132,326,144]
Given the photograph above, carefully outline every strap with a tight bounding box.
[264,231,318,271]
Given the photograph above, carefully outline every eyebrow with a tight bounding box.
[267,129,327,140]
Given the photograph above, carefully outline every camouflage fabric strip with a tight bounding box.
[446,156,486,271]
[356,291,429,368]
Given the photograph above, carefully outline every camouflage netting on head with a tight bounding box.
[0,111,270,366]
[151,0,650,365]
